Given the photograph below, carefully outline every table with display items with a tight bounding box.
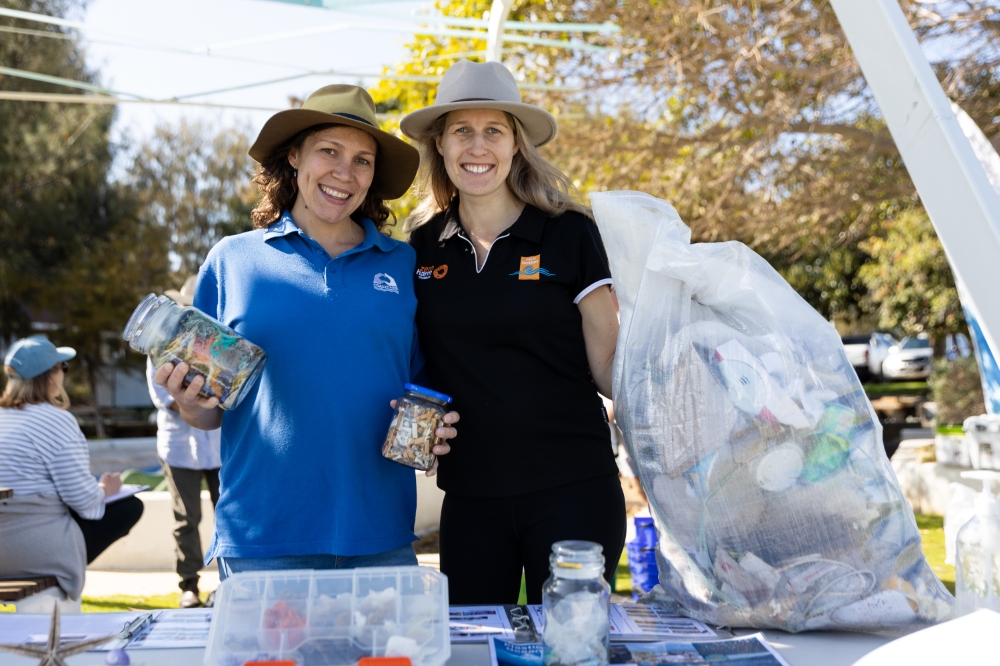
[0,624,898,666]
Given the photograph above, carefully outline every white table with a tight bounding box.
[0,626,899,666]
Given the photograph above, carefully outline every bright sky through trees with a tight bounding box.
[77,0,425,139]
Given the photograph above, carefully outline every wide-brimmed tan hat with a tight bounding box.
[249,85,419,199]
[164,275,197,306]
[400,61,558,147]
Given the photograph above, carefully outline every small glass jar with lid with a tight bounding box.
[542,540,610,666]
[122,293,267,410]
[382,384,452,471]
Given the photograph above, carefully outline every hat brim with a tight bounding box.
[55,347,76,362]
[400,101,558,147]
[164,290,193,307]
[249,109,420,200]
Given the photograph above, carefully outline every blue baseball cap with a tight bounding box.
[3,336,76,380]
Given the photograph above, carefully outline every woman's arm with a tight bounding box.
[578,284,619,399]
[153,361,224,430]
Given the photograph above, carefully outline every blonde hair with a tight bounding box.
[404,111,590,233]
[0,367,70,410]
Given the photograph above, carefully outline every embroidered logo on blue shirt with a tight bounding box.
[373,273,399,294]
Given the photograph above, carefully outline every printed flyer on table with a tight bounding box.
[488,633,790,666]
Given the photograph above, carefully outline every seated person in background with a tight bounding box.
[147,276,222,609]
[0,336,143,602]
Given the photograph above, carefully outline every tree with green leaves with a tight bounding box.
[372,0,997,337]
[0,0,172,433]
[128,120,257,278]
[0,0,125,339]
[858,209,965,350]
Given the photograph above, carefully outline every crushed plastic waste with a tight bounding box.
[592,191,955,632]
[543,591,608,666]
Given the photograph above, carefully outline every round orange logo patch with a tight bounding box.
[433,265,449,279]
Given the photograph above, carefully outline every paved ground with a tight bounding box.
[82,571,221,597]
[83,555,442,598]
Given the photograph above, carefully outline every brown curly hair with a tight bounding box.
[251,123,395,231]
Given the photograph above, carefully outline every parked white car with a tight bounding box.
[841,335,871,382]
[881,334,934,380]
[868,332,898,380]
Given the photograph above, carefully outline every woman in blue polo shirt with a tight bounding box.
[154,85,458,577]
[400,61,625,604]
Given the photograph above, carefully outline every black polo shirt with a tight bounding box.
[409,202,619,498]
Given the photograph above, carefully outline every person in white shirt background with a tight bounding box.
[146,276,222,609]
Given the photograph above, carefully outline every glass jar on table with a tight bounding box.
[542,540,610,666]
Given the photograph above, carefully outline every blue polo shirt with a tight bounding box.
[194,211,422,560]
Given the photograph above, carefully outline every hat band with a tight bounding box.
[448,97,497,103]
[331,112,375,127]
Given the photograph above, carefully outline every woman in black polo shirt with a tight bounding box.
[400,60,625,604]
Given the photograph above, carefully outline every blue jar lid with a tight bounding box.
[634,516,654,528]
[404,383,453,404]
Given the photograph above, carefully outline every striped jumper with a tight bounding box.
[0,402,104,519]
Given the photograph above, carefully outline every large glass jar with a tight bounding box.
[122,294,267,410]
[382,384,452,471]
[542,540,610,666]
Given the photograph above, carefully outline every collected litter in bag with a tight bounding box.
[591,191,954,632]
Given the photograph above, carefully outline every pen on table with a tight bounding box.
[105,612,154,649]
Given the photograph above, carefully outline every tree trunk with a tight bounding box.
[933,335,947,360]
[85,359,107,439]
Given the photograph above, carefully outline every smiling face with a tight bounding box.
[436,108,519,199]
[287,125,377,227]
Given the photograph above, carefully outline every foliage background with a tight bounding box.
[4,0,1000,417]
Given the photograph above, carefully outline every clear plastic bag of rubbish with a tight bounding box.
[592,191,954,632]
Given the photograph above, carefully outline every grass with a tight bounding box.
[863,381,930,396]
[5,517,953,612]
[1,592,209,614]
[915,513,955,595]
[82,593,186,612]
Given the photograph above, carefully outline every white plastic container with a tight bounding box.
[964,416,1000,470]
[935,433,971,468]
[204,567,450,666]
[955,471,1000,616]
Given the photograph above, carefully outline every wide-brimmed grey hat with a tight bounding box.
[400,60,558,147]
[249,84,419,199]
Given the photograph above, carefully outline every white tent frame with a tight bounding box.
[828,0,1000,362]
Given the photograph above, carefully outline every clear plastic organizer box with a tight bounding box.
[204,567,450,666]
